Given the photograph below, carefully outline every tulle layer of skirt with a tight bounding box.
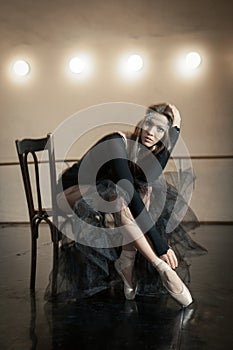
[45,171,207,301]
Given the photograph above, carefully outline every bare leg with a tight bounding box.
[120,186,161,265]
[117,186,157,288]
[117,188,152,288]
[121,225,162,266]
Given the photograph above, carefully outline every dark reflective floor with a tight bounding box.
[0,224,233,349]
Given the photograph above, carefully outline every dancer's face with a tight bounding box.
[141,113,169,148]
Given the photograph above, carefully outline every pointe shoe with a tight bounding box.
[153,260,193,307]
[114,259,137,300]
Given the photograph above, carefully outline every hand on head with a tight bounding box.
[168,104,181,128]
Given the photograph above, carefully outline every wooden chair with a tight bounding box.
[15,133,62,296]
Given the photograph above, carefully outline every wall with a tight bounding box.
[0,0,232,222]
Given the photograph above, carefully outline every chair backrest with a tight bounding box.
[15,133,58,225]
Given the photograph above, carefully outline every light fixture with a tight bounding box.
[127,54,144,72]
[185,51,202,70]
[13,60,30,76]
[176,50,203,77]
[69,56,86,74]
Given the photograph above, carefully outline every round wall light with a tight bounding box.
[13,60,30,76]
[69,56,86,74]
[127,54,144,72]
[185,51,202,70]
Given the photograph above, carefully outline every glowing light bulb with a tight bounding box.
[69,57,86,74]
[127,54,144,72]
[13,60,30,76]
[185,52,202,70]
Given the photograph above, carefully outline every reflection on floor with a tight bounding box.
[0,224,232,349]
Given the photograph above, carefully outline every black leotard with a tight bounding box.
[58,127,180,256]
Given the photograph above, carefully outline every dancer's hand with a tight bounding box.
[169,104,181,129]
[160,248,178,269]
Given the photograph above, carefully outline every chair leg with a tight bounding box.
[51,241,59,297]
[49,224,60,297]
[30,229,37,291]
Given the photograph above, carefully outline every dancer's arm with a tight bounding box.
[156,103,181,172]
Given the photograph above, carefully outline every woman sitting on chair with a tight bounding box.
[46,102,206,306]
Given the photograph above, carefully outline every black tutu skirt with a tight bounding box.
[45,170,207,301]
